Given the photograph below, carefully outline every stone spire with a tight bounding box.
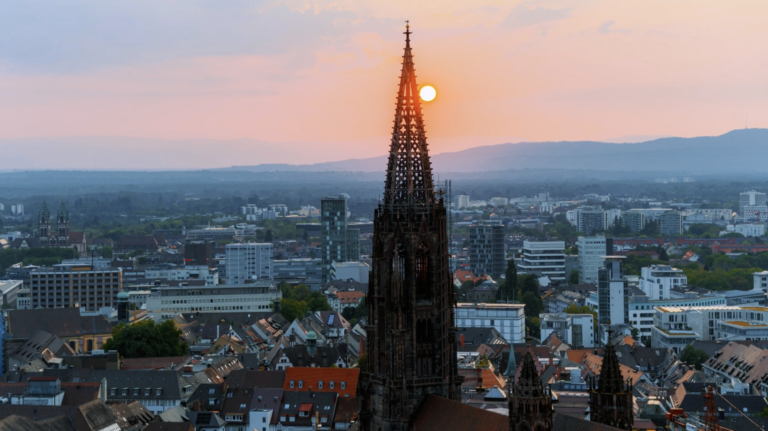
[383,21,435,213]
[508,331,552,431]
[588,328,634,430]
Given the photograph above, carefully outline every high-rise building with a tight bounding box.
[455,194,470,209]
[576,206,607,235]
[224,243,273,285]
[28,264,122,311]
[639,265,686,300]
[597,257,627,326]
[489,197,508,207]
[345,228,360,262]
[620,210,645,233]
[518,240,566,282]
[468,224,505,279]
[739,190,767,214]
[11,204,23,215]
[577,236,607,285]
[360,25,461,431]
[321,195,351,283]
[659,210,683,235]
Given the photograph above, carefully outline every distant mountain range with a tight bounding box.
[224,129,768,175]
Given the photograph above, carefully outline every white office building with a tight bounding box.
[540,313,595,348]
[639,265,687,300]
[720,224,766,237]
[11,204,24,215]
[652,305,768,352]
[489,197,509,207]
[454,303,525,344]
[754,271,768,295]
[518,240,566,282]
[225,243,273,285]
[145,282,281,322]
[739,190,767,215]
[577,236,606,285]
[627,291,726,341]
[456,195,470,209]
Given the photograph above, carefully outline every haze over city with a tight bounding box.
[2,1,767,169]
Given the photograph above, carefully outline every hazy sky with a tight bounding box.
[1,0,767,168]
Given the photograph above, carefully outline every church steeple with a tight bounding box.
[588,328,633,430]
[509,333,552,431]
[360,24,459,431]
[38,201,51,239]
[56,200,70,239]
[383,21,435,212]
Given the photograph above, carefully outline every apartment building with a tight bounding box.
[225,243,273,285]
[28,264,122,311]
[577,236,608,285]
[540,312,594,347]
[469,224,505,279]
[639,265,687,300]
[518,240,565,282]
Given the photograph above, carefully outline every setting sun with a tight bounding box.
[420,85,436,102]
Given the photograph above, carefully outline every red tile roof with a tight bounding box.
[283,367,359,398]
[336,291,365,303]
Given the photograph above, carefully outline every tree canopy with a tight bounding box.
[679,344,709,370]
[102,320,187,358]
[277,282,332,321]
[0,248,79,276]
[496,259,518,302]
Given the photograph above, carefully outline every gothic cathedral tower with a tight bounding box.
[359,24,461,431]
[509,337,553,431]
[587,329,634,430]
[56,200,70,245]
[38,201,51,242]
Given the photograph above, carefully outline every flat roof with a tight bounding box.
[455,303,525,309]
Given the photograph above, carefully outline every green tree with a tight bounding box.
[264,229,274,242]
[101,246,113,259]
[279,298,310,321]
[497,259,518,302]
[679,344,710,370]
[101,320,187,358]
[568,270,579,285]
[306,293,332,312]
[521,291,543,317]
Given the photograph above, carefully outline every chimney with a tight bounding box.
[460,334,465,347]
[99,378,107,402]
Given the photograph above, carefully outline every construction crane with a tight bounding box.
[703,386,719,431]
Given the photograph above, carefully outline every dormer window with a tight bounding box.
[155,388,162,396]
[298,380,303,389]
[121,388,127,396]
[110,388,116,396]
[144,388,150,396]
[290,380,295,388]
[330,381,335,389]
[132,388,139,396]
[318,380,323,389]
[341,381,346,390]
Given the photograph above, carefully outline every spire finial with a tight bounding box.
[405,20,410,42]
[525,327,531,347]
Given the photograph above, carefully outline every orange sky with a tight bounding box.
[1,0,767,167]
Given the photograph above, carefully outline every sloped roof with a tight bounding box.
[7,308,112,339]
[226,370,286,389]
[411,394,508,431]
[333,396,358,423]
[121,356,190,370]
[61,382,101,406]
[0,415,74,431]
[283,367,359,397]
[581,352,645,386]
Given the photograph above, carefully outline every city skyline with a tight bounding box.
[2,1,767,169]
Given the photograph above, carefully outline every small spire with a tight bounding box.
[525,327,531,347]
[404,20,411,44]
